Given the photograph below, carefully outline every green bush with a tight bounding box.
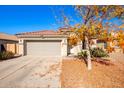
[0,51,15,60]
[78,50,88,58]
[90,48,109,58]
[78,48,109,58]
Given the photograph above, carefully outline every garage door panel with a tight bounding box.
[26,41,61,56]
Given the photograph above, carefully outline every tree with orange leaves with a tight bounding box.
[66,5,124,70]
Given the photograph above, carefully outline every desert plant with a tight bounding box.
[78,50,88,58]
[90,48,109,58]
[78,48,109,58]
[0,51,15,60]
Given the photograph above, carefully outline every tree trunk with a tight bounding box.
[85,36,92,70]
[82,40,85,49]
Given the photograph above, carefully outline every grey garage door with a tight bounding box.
[26,40,61,56]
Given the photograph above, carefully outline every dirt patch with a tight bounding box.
[61,58,124,88]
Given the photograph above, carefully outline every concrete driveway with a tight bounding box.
[0,56,62,88]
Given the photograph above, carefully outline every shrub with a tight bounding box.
[0,51,15,60]
[78,50,88,58]
[90,48,109,58]
[78,48,109,58]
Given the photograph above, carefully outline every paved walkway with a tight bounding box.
[0,56,62,88]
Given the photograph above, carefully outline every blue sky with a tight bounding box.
[0,5,78,34]
[0,5,123,35]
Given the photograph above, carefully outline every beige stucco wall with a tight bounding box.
[6,44,15,53]
[70,42,82,55]
[91,39,97,48]
[16,43,19,54]
[6,43,19,54]
[61,38,67,56]
[18,39,24,56]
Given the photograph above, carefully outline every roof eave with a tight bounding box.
[16,34,68,38]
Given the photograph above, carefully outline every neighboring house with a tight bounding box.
[91,38,123,53]
[96,40,107,49]
[0,33,19,54]
[91,39,107,49]
[16,30,68,57]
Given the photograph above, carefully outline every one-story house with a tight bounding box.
[16,30,68,57]
[0,33,19,54]
[16,29,93,57]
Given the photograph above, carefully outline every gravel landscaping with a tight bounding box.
[61,57,124,88]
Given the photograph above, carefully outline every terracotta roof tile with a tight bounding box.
[17,30,61,35]
[58,27,73,32]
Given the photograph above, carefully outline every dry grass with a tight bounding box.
[61,58,124,88]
